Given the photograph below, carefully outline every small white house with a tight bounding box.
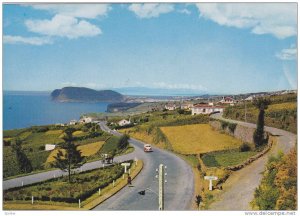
[118,119,131,126]
[219,96,236,105]
[180,103,194,110]
[245,96,254,102]
[165,104,178,111]
[69,120,77,125]
[45,144,56,151]
[79,116,93,124]
[191,104,225,115]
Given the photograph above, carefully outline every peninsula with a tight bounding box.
[51,87,124,102]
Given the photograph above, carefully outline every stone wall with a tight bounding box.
[209,120,255,144]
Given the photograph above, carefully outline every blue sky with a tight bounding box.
[3,3,297,95]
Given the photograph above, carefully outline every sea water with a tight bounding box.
[3,92,109,130]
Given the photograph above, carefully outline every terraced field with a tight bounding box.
[160,124,243,154]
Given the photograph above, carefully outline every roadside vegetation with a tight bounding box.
[224,93,297,133]
[4,162,128,204]
[251,147,297,210]
[201,149,257,168]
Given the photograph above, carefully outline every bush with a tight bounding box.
[240,143,251,152]
[228,123,237,133]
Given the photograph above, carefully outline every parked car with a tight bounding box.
[144,144,152,152]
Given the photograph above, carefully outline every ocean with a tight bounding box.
[3,92,109,130]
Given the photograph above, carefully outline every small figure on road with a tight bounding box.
[127,175,132,185]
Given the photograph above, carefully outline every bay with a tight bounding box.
[3,92,109,130]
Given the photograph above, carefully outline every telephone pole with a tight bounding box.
[158,164,164,210]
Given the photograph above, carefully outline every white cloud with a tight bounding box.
[30,4,111,19]
[178,8,191,15]
[3,35,52,45]
[196,3,297,39]
[276,45,297,60]
[128,3,174,18]
[25,14,101,39]
[153,82,207,91]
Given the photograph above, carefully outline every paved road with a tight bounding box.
[4,122,194,210]
[93,122,194,210]
[208,113,296,210]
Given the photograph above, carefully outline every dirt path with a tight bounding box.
[208,113,296,210]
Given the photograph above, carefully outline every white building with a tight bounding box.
[45,144,56,151]
[69,120,77,125]
[180,103,194,110]
[118,119,131,126]
[245,96,254,102]
[164,104,178,111]
[219,96,236,105]
[79,116,93,124]
[191,104,225,115]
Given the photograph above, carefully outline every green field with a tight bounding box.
[201,150,257,167]
[3,124,114,179]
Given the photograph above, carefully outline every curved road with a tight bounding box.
[209,113,296,210]
[3,122,194,211]
[93,122,194,210]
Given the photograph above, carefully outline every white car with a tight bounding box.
[144,144,152,152]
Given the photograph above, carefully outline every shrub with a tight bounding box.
[221,121,228,130]
[228,123,237,133]
[240,143,251,152]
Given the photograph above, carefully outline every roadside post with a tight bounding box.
[98,188,101,195]
[32,196,34,205]
[79,199,81,208]
[204,176,218,191]
[121,163,130,173]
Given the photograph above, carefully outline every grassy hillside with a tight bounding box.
[3,124,111,179]
[224,94,297,133]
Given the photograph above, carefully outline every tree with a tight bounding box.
[11,139,33,173]
[52,128,85,182]
[118,134,130,150]
[253,97,271,148]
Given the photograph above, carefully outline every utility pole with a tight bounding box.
[158,164,164,210]
[244,99,247,122]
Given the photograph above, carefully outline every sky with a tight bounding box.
[3,3,298,95]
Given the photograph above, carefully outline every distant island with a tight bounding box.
[51,87,125,102]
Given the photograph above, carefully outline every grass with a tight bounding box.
[224,98,297,133]
[201,150,257,167]
[4,160,144,210]
[46,141,105,163]
[45,130,63,135]
[99,136,120,153]
[160,124,243,154]
[4,163,125,203]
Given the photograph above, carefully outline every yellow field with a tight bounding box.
[267,102,296,112]
[160,124,242,154]
[73,130,84,136]
[45,130,63,135]
[119,129,165,148]
[46,141,105,163]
